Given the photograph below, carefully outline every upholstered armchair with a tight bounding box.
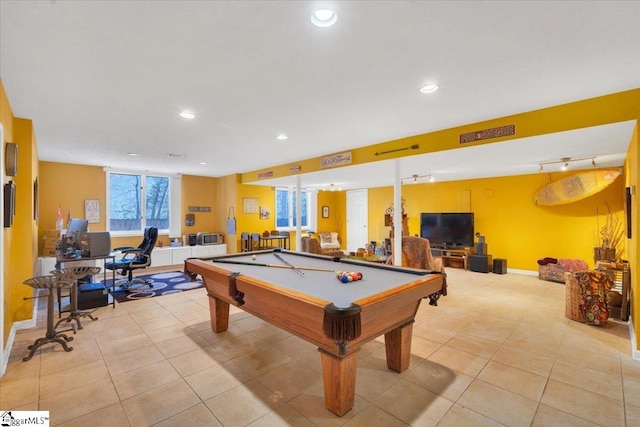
[301,236,344,258]
[396,236,447,298]
[317,232,341,252]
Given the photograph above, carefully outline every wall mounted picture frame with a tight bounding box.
[33,178,39,221]
[243,197,259,214]
[85,199,100,223]
[322,206,329,218]
[260,206,270,220]
[626,186,632,238]
[4,181,16,227]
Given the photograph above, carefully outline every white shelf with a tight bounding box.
[151,244,227,267]
[38,244,228,272]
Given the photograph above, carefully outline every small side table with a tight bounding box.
[22,274,76,361]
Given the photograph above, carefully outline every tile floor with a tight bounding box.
[2,267,639,426]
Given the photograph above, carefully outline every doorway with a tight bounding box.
[346,189,368,253]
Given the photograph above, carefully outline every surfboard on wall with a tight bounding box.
[533,169,621,206]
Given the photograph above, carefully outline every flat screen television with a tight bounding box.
[420,212,474,248]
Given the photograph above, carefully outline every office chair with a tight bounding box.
[105,226,158,291]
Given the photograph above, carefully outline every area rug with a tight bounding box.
[103,271,204,303]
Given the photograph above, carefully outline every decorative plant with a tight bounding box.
[594,204,624,258]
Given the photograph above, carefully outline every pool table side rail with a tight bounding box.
[185,258,444,356]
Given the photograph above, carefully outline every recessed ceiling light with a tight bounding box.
[419,84,439,94]
[179,110,195,119]
[276,134,288,140]
[127,152,138,156]
[311,9,337,27]
[199,162,208,165]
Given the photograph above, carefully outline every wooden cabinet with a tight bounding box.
[430,248,471,270]
[598,267,630,321]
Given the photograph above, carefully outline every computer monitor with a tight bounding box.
[66,218,88,235]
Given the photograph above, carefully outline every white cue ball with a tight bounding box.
[251,255,257,260]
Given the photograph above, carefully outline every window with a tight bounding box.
[275,187,316,231]
[106,169,181,236]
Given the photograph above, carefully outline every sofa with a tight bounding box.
[538,257,589,283]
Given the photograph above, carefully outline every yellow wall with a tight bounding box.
[367,170,624,270]
[625,123,639,349]
[37,163,221,250]
[2,81,40,346]
[180,174,218,247]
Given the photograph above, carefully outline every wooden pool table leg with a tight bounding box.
[319,349,359,416]
[384,321,414,372]
[207,294,230,332]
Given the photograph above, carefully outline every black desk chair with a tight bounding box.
[105,226,158,291]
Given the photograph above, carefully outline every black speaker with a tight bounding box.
[470,255,492,273]
[493,258,507,274]
[476,242,487,255]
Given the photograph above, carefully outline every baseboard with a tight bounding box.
[0,294,37,377]
[506,268,538,276]
[629,315,640,361]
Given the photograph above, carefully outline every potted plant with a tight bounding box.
[593,204,624,262]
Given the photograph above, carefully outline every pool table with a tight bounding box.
[184,249,445,416]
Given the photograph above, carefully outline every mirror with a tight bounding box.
[185,213,195,226]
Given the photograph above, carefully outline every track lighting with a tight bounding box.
[323,183,342,191]
[401,173,434,184]
[538,156,598,173]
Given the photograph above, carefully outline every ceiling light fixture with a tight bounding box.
[538,156,598,173]
[402,173,434,184]
[199,162,208,165]
[127,152,138,156]
[276,134,288,140]
[419,84,439,94]
[179,111,195,119]
[323,183,342,191]
[311,9,337,27]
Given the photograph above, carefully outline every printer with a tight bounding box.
[78,232,112,257]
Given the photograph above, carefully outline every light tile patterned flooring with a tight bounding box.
[2,267,639,426]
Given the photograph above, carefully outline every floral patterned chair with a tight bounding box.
[565,270,613,325]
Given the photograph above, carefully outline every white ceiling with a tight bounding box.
[1,1,639,190]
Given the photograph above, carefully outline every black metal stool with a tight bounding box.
[52,266,102,330]
[22,274,76,361]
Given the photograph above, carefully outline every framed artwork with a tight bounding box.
[33,178,39,221]
[322,206,329,218]
[243,197,259,214]
[260,206,270,220]
[626,186,632,238]
[85,199,100,223]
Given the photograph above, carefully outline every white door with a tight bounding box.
[346,189,368,253]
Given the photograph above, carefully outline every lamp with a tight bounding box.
[538,156,598,172]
